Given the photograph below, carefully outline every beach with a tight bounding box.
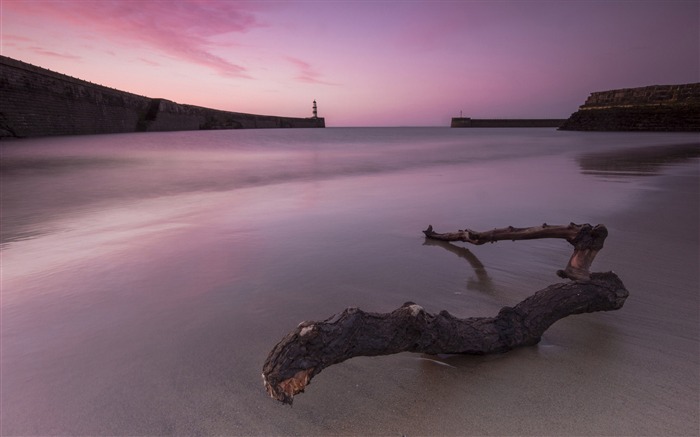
[1,129,698,435]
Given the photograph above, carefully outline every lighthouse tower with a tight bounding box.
[312,100,318,119]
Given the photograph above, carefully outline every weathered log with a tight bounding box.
[423,223,608,280]
[262,272,628,404]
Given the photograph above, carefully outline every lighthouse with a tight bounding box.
[312,100,318,119]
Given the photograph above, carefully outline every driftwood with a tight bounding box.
[262,223,627,405]
[423,222,607,281]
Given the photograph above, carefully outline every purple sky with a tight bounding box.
[2,1,698,126]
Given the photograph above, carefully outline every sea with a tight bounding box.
[1,127,698,435]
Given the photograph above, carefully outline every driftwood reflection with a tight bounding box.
[422,238,494,294]
[578,142,700,177]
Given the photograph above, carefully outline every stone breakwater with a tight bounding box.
[451,118,565,128]
[0,55,324,138]
[559,83,700,131]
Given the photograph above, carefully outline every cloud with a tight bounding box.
[138,57,161,67]
[4,0,262,78]
[27,47,81,60]
[0,34,30,48]
[286,56,337,86]
[2,34,34,42]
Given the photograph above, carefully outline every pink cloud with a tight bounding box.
[4,0,262,78]
[286,56,337,85]
[138,57,161,67]
[27,47,81,60]
[2,34,34,42]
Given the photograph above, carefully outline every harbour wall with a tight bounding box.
[0,55,324,138]
[451,118,565,128]
[559,83,700,131]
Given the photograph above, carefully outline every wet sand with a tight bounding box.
[1,134,698,436]
[254,155,700,436]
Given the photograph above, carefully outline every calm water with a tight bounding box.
[1,128,698,435]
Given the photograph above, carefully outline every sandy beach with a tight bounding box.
[1,130,698,436]
[252,145,700,436]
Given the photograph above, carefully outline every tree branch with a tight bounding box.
[262,272,628,404]
[422,223,608,280]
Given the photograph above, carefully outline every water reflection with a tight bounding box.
[577,142,700,177]
[0,155,135,175]
[422,238,495,294]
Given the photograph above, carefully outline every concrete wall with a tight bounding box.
[451,118,565,128]
[559,83,700,131]
[0,55,323,138]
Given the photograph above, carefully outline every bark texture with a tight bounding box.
[263,272,628,404]
[422,223,608,280]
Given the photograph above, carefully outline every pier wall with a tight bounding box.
[559,83,700,131]
[0,55,323,138]
[451,118,565,128]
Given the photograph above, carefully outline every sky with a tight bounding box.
[1,1,698,127]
